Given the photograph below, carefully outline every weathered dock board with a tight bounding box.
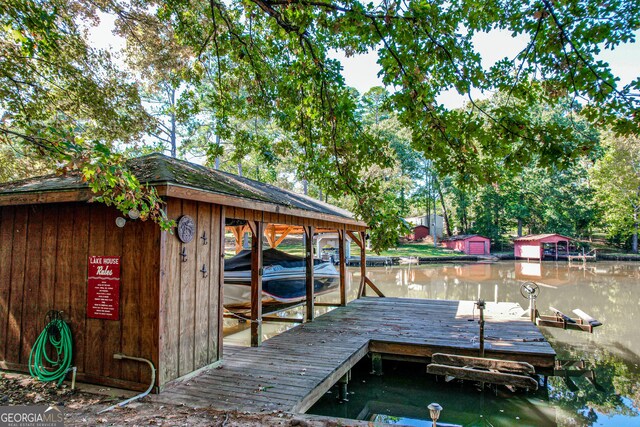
[155,297,555,413]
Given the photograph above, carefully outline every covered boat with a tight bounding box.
[223,248,339,308]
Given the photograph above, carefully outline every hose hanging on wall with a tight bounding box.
[29,311,73,386]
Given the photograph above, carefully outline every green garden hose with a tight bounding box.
[28,311,73,386]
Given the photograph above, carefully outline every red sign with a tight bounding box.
[87,256,121,320]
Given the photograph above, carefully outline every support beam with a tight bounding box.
[305,225,315,322]
[248,221,263,347]
[230,225,247,254]
[217,206,226,360]
[364,277,385,297]
[347,231,362,248]
[358,231,367,298]
[265,224,277,248]
[338,229,347,306]
[273,226,294,248]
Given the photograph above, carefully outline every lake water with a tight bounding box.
[224,260,640,426]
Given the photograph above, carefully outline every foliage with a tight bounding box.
[2,0,639,247]
[0,0,173,229]
[591,134,640,251]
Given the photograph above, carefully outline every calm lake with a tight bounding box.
[225,260,640,426]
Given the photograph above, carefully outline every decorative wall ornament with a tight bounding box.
[177,215,195,243]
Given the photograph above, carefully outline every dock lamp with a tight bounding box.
[428,402,443,427]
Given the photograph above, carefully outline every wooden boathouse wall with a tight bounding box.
[158,198,225,388]
[0,153,370,392]
[0,202,161,391]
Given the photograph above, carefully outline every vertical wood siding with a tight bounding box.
[0,202,160,391]
[158,199,223,387]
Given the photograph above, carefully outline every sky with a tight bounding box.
[90,14,640,110]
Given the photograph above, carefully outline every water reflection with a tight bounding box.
[225,261,640,426]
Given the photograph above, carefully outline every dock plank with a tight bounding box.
[157,297,555,412]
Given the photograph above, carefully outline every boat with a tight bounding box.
[223,248,340,309]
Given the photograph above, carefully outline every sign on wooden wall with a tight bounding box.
[87,256,121,320]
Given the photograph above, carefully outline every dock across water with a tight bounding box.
[155,297,555,413]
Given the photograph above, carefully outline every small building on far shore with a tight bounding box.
[408,224,430,241]
[514,234,571,260]
[442,235,491,255]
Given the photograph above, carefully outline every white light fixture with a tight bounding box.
[428,402,442,427]
[128,208,140,220]
[115,217,126,228]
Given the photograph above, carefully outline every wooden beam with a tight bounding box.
[161,184,368,229]
[264,224,276,248]
[262,316,304,323]
[358,231,367,298]
[364,277,385,297]
[273,226,294,248]
[337,229,347,306]
[426,364,538,390]
[248,221,263,347]
[431,353,535,375]
[217,206,226,360]
[230,225,247,254]
[305,226,315,322]
[347,231,362,248]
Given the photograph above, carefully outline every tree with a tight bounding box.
[592,134,640,252]
[2,0,638,248]
[0,0,170,227]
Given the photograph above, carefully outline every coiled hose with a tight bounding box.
[29,312,73,386]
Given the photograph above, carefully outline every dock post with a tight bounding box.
[338,229,347,306]
[305,225,315,322]
[476,300,485,358]
[338,372,349,402]
[249,221,264,347]
[371,352,383,375]
[360,231,367,297]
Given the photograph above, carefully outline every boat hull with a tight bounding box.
[223,248,340,309]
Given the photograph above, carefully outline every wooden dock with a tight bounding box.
[155,297,555,413]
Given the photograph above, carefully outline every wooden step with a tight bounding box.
[426,364,538,390]
[431,353,535,375]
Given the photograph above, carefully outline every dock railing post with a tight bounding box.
[476,299,485,358]
[305,225,315,322]
[249,221,264,347]
[338,229,347,306]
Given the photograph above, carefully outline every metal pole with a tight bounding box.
[477,300,485,358]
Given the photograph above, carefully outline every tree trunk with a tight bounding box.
[633,208,638,254]
[169,88,177,158]
[214,135,220,169]
[302,179,308,195]
[237,162,243,176]
[517,218,523,237]
[435,177,452,237]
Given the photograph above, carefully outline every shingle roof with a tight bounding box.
[442,234,488,241]
[513,233,571,242]
[0,153,358,221]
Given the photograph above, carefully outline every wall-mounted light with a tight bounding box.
[115,217,126,228]
[128,208,140,220]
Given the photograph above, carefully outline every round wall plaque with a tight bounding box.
[177,215,195,243]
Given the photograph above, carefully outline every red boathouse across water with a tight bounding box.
[442,235,491,255]
[514,234,571,260]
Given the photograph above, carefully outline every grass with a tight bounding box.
[269,241,463,258]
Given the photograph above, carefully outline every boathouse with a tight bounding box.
[514,234,571,260]
[0,153,373,392]
[409,224,430,240]
[442,234,491,255]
